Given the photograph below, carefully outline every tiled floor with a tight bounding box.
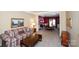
[35,30,61,47]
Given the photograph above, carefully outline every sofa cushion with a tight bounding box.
[18,28,24,34]
[23,27,27,33]
[4,31,9,35]
[19,30,24,34]
[9,30,15,37]
[5,37,11,47]
[5,30,15,37]
[13,29,19,35]
[0,34,9,41]
[27,28,31,32]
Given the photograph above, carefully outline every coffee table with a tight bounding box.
[20,34,42,47]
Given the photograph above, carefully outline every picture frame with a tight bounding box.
[66,17,72,29]
[11,18,24,28]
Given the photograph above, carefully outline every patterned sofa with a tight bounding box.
[0,27,34,47]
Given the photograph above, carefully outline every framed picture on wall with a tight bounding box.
[66,17,72,29]
[11,18,24,28]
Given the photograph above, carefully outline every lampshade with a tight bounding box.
[32,23,35,25]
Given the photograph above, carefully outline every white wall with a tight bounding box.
[33,15,39,31]
[59,11,67,36]
[0,11,34,33]
[66,11,79,46]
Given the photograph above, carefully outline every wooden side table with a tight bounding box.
[61,31,70,47]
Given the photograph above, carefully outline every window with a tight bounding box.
[53,19,56,26]
[49,19,56,27]
[49,19,53,27]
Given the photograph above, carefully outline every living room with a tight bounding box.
[0,0,79,59]
[0,11,79,47]
[0,11,64,47]
[0,11,39,47]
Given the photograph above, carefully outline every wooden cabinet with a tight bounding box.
[61,31,70,47]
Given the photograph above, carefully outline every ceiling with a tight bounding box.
[25,11,59,17]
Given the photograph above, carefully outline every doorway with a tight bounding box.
[36,14,61,47]
[38,15,60,33]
